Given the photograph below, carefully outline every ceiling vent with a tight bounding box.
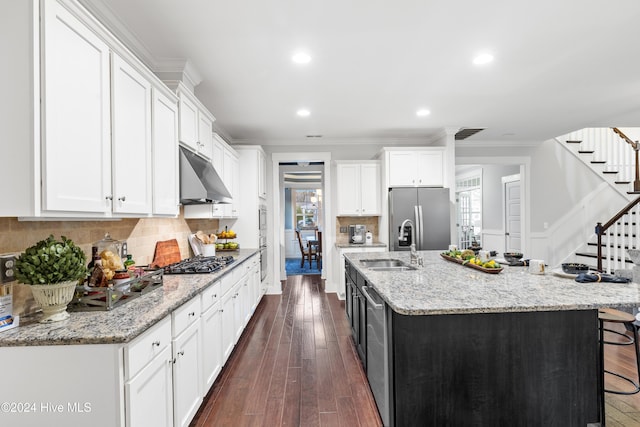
[455,128,485,140]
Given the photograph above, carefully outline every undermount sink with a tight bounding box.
[368,266,417,271]
[360,259,417,271]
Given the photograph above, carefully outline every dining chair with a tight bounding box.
[295,230,317,269]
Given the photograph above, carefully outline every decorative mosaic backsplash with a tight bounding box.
[0,209,219,316]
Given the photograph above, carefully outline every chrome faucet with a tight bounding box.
[399,219,420,264]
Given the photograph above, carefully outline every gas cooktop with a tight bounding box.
[163,255,235,274]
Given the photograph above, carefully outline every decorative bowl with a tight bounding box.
[561,263,589,274]
[503,252,523,263]
[628,249,640,265]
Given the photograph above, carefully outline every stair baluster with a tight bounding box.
[596,196,640,272]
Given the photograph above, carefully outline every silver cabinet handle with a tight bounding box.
[118,196,126,202]
[105,196,113,201]
[188,312,195,317]
[152,340,161,347]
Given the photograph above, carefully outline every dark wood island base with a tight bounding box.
[389,309,601,426]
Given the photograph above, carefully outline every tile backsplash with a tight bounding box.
[335,216,380,244]
[0,208,219,316]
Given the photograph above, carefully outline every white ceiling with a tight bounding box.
[80,0,640,145]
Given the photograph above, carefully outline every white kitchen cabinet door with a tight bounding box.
[223,148,238,217]
[416,151,444,186]
[198,113,214,159]
[336,162,381,215]
[258,150,267,199]
[359,163,381,214]
[234,279,247,340]
[201,302,223,392]
[41,0,111,213]
[336,163,360,215]
[152,89,179,216]
[388,151,418,186]
[231,155,240,217]
[388,150,444,187]
[111,54,152,215]
[178,93,199,151]
[173,320,203,427]
[125,345,174,427]
[220,287,237,363]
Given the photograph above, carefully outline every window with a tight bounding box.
[293,189,321,229]
[456,175,482,249]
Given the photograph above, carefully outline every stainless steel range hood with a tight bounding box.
[179,146,232,205]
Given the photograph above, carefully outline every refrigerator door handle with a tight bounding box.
[414,205,420,249]
[417,205,425,249]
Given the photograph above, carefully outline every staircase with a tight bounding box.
[557,127,640,273]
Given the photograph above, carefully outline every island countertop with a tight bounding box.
[0,249,259,347]
[344,250,640,315]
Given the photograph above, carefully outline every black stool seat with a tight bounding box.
[599,308,640,395]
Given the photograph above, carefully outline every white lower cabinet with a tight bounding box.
[201,282,222,392]
[172,320,202,427]
[125,345,174,427]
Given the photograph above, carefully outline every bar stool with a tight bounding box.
[598,308,640,395]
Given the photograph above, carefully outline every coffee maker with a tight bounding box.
[349,225,366,244]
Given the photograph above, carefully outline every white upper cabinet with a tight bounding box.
[336,161,381,216]
[41,0,112,213]
[197,114,214,160]
[387,148,444,187]
[152,88,179,216]
[178,93,199,152]
[258,150,267,200]
[111,53,152,215]
[175,84,215,159]
[5,0,179,218]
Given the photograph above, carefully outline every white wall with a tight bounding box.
[457,139,628,266]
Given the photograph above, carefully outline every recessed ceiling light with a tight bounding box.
[416,109,431,117]
[296,109,311,117]
[473,53,494,65]
[292,52,311,64]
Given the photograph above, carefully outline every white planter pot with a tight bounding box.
[29,280,77,323]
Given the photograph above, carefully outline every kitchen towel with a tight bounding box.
[574,272,631,283]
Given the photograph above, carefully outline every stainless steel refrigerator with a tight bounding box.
[389,187,451,251]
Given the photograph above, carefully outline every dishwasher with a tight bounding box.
[361,285,390,426]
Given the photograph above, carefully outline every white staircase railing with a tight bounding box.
[596,196,640,273]
[559,127,637,185]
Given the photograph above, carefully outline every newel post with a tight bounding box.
[596,222,603,272]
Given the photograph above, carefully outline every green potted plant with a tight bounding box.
[15,235,87,323]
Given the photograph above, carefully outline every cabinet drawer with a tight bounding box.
[173,297,201,337]
[125,315,171,380]
[201,281,221,312]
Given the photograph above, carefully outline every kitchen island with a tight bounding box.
[344,250,640,427]
[0,249,262,427]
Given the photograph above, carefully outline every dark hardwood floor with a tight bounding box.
[191,274,382,427]
[192,274,640,426]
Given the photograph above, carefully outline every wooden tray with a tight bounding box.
[440,253,503,274]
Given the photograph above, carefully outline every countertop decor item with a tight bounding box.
[15,235,87,323]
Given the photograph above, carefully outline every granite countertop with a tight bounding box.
[335,242,387,248]
[344,250,640,316]
[0,249,259,347]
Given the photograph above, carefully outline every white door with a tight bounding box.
[111,54,152,215]
[41,1,111,213]
[505,180,521,251]
[152,89,179,215]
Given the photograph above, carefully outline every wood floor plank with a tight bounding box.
[335,396,360,427]
[319,412,340,427]
[261,397,284,427]
[301,358,320,427]
[282,367,302,427]
[316,348,337,413]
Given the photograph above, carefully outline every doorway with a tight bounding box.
[281,164,324,276]
[503,174,521,252]
[271,152,333,294]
